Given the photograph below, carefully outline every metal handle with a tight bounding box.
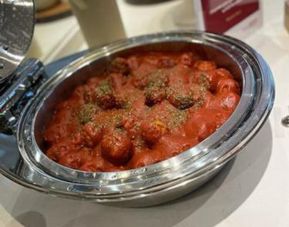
[0,59,47,134]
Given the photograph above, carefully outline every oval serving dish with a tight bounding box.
[1,31,274,207]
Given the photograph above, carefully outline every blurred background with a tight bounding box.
[29,0,277,65]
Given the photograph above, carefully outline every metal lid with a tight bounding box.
[0,0,34,84]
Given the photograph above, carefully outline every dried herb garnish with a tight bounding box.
[95,80,112,96]
[78,104,96,125]
[169,109,188,128]
[109,57,130,75]
[199,73,210,90]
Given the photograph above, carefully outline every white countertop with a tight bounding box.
[1,0,289,227]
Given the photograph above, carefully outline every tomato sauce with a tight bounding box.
[44,52,240,172]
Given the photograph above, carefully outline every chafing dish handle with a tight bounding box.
[0,59,47,134]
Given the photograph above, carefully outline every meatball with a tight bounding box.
[184,110,218,142]
[144,72,168,106]
[179,52,195,67]
[94,80,116,109]
[166,85,194,109]
[218,92,240,111]
[145,84,166,106]
[109,73,125,91]
[141,120,167,144]
[197,121,217,141]
[132,63,156,89]
[208,68,233,91]
[101,129,132,165]
[158,57,176,68]
[81,122,103,147]
[155,134,195,157]
[129,150,161,169]
[80,157,105,172]
[216,78,240,94]
[46,148,58,162]
[214,68,232,79]
[194,60,217,71]
[109,57,130,75]
[58,152,82,169]
[83,78,102,103]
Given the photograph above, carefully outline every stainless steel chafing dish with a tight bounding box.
[0,0,274,207]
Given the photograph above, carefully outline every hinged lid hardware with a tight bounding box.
[0,59,47,134]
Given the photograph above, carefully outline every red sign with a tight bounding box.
[200,0,260,33]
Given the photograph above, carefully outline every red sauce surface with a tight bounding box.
[44,52,240,172]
